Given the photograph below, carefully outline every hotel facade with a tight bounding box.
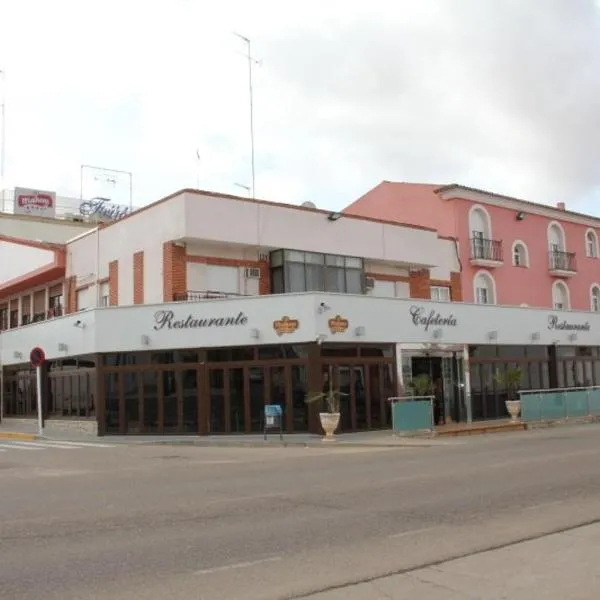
[0,187,599,437]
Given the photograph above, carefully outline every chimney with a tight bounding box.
[556,202,566,210]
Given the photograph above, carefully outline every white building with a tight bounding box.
[0,188,597,436]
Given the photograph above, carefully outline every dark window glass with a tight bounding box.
[360,345,394,358]
[124,372,140,433]
[271,266,284,293]
[163,371,179,433]
[142,371,159,433]
[182,369,198,433]
[105,373,120,434]
[230,368,245,433]
[286,263,306,292]
[258,345,286,359]
[207,349,231,362]
[249,367,265,432]
[209,370,225,433]
[291,366,308,431]
[470,345,498,359]
[231,347,255,361]
[496,346,526,358]
[326,266,346,292]
[346,269,363,294]
[525,346,547,359]
[321,345,358,357]
[270,249,284,268]
[103,352,149,366]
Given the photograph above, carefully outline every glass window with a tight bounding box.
[271,267,284,293]
[346,269,363,294]
[305,252,325,265]
[592,287,600,312]
[305,263,324,291]
[270,250,283,268]
[286,263,306,292]
[431,286,451,302]
[326,266,346,293]
[326,255,345,267]
[285,250,304,262]
[345,257,363,269]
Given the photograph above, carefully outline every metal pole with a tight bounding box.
[0,69,5,201]
[36,365,43,435]
[234,33,256,199]
[96,226,101,307]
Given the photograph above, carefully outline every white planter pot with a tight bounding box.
[319,412,341,441]
[505,400,521,422]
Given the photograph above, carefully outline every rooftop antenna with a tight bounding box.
[234,182,251,197]
[233,32,260,200]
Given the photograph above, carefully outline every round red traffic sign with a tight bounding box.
[30,347,46,367]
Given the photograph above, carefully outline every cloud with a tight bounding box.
[0,0,599,214]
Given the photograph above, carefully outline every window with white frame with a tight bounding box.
[591,285,600,312]
[474,272,495,305]
[586,230,598,258]
[431,286,451,302]
[552,281,569,310]
[512,242,528,267]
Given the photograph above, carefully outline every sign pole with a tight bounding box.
[30,347,46,436]
[35,364,43,435]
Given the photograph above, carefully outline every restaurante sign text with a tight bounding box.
[153,310,248,331]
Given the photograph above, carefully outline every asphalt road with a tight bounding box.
[2,426,600,600]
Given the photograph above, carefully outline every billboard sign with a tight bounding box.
[14,187,57,218]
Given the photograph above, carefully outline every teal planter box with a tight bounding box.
[392,399,433,434]
[520,388,600,422]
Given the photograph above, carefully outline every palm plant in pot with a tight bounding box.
[408,374,435,397]
[494,366,523,422]
[305,367,348,441]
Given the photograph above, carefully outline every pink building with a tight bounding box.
[345,182,600,312]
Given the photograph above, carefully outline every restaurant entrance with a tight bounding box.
[99,343,397,436]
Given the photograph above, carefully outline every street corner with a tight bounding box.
[0,431,40,441]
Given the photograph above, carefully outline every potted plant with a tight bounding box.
[305,367,348,441]
[408,374,434,397]
[494,366,523,422]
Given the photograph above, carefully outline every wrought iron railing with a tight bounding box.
[470,238,503,262]
[548,250,576,272]
[174,290,250,302]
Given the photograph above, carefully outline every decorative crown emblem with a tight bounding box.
[273,316,300,336]
[328,314,349,334]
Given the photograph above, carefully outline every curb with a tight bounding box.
[136,439,441,449]
[0,432,40,441]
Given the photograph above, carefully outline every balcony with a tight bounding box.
[470,238,504,267]
[174,290,250,302]
[548,250,577,277]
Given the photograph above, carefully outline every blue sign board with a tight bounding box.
[264,404,283,440]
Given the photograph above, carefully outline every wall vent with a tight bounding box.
[245,267,261,279]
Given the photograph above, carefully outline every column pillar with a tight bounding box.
[463,344,473,423]
[395,343,404,396]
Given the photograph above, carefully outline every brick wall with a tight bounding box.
[133,251,144,305]
[163,242,187,302]
[450,271,463,302]
[108,260,119,306]
[409,269,431,299]
[66,276,78,313]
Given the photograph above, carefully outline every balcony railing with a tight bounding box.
[470,238,504,263]
[0,305,64,331]
[548,250,577,273]
[174,290,250,302]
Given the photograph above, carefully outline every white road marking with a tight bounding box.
[523,500,565,511]
[195,556,282,575]
[41,440,116,448]
[9,441,77,450]
[388,526,440,539]
[0,443,41,450]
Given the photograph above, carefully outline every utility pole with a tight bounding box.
[234,33,259,200]
[0,69,6,202]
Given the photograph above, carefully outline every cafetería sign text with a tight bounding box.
[79,197,131,221]
[547,315,591,332]
[409,305,458,331]
[153,310,248,331]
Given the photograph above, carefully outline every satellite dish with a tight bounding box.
[301,201,317,209]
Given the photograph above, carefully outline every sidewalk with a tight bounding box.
[305,522,600,599]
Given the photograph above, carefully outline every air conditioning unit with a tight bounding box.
[365,277,375,290]
[245,267,261,279]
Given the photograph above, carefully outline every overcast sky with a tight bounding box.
[1,0,599,213]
